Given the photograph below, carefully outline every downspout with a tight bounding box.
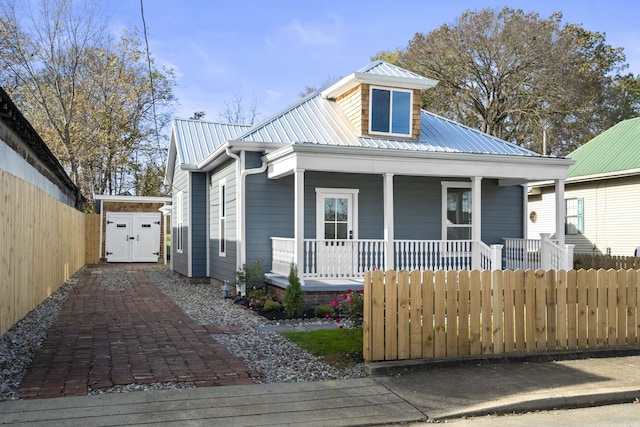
[225,148,268,271]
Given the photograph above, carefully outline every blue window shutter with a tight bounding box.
[577,198,584,234]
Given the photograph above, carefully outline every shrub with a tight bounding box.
[247,288,269,309]
[284,264,304,317]
[263,300,282,312]
[235,260,265,290]
[331,289,364,329]
[314,304,335,318]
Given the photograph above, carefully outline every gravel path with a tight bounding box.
[0,267,364,401]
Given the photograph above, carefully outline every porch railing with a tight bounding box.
[271,237,295,276]
[303,239,386,278]
[504,234,574,270]
[394,240,500,271]
[272,237,503,279]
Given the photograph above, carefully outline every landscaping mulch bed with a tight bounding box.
[234,299,322,322]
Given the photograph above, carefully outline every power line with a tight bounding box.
[139,0,162,161]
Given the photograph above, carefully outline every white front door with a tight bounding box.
[315,189,358,276]
[106,212,160,262]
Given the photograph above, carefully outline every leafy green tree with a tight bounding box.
[374,7,635,154]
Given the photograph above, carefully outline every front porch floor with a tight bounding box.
[265,273,364,292]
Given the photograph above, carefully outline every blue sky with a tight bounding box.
[108,0,640,123]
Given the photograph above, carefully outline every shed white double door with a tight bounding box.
[106,212,160,262]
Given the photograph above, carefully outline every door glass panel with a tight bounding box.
[324,223,335,239]
[323,196,350,240]
[336,198,348,221]
[337,223,348,239]
[324,198,335,221]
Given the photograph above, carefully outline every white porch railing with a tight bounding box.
[272,237,504,279]
[504,234,574,270]
[271,237,295,276]
[303,239,386,278]
[394,240,502,271]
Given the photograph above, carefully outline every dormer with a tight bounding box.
[321,61,438,140]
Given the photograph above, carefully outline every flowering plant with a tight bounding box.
[330,288,364,329]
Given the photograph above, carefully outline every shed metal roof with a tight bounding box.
[568,117,640,178]
[172,119,251,165]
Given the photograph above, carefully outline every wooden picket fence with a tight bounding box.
[0,170,90,335]
[363,268,640,363]
[574,254,640,270]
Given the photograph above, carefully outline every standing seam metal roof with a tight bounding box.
[172,119,251,165]
[238,93,539,156]
[567,117,640,177]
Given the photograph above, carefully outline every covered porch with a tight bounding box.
[262,144,574,283]
[271,235,573,281]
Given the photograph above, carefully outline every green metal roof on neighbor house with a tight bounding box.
[568,117,640,178]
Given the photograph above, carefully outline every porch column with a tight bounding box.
[383,173,394,271]
[555,179,565,245]
[294,169,305,276]
[471,176,482,269]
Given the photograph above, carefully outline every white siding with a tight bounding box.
[527,187,556,240]
[529,176,640,256]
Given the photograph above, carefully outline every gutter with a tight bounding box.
[225,147,268,271]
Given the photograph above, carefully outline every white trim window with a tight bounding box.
[219,179,226,256]
[565,197,584,235]
[176,191,184,253]
[442,182,472,240]
[369,86,412,137]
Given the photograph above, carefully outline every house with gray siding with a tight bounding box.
[165,61,573,290]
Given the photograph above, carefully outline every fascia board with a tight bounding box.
[266,144,572,181]
[197,141,284,172]
[93,195,171,203]
[321,72,437,99]
[530,167,640,188]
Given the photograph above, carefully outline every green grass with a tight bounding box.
[282,328,363,368]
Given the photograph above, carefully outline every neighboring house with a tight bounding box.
[528,117,640,256]
[0,86,80,207]
[165,61,573,292]
[93,195,171,263]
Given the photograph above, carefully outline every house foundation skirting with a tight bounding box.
[267,285,350,310]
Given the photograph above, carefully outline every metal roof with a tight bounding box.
[239,93,539,157]
[358,60,433,82]
[172,119,251,165]
[568,117,640,178]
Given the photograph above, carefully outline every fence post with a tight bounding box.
[491,244,503,270]
[540,233,551,270]
[564,244,574,270]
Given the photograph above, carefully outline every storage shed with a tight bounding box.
[94,195,171,263]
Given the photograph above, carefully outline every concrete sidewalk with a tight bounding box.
[3,353,640,425]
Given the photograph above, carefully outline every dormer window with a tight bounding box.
[369,87,412,136]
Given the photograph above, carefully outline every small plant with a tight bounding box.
[284,264,304,317]
[263,300,282,312]
[314,304,335,318]
[247,288,269,309]
[331,289,364,329]
[235,260,265,290]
